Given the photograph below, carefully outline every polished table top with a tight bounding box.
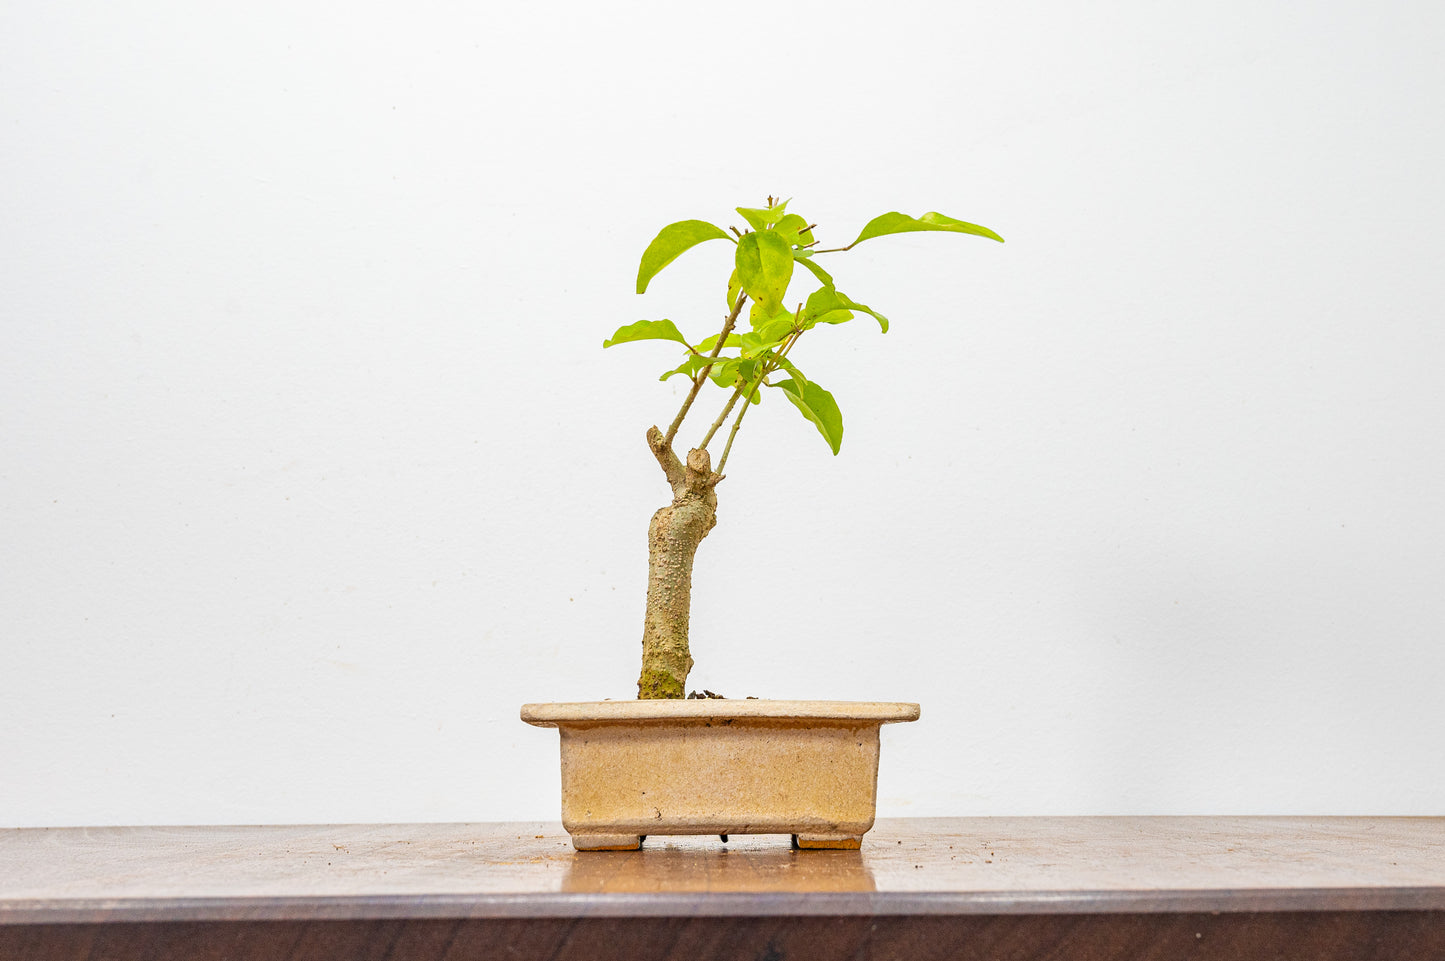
[3,817,1442,924]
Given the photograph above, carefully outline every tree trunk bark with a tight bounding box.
[637,427,718,699]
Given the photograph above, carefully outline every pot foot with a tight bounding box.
[570,833,644,851]
[792,833,863,850]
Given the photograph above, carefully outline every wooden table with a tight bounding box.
[2,818,1441,960]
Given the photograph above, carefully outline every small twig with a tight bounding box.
[714,395,751,476]
[661,294,747,449]
[712,327,805,477]
[699,388,744,450]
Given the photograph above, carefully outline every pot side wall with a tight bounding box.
[558,718,884,840]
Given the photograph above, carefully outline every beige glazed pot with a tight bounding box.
[520,699,919,851]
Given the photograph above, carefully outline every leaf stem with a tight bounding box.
[662,293,747,449]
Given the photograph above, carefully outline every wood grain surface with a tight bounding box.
[3,817,1442,921]
[3,912,1444,961]
[3,818,1441,960]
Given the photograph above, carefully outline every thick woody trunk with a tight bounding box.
[637,427,718,699]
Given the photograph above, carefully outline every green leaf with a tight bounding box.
[773,213,810,245]
[744,303,797,359]
[849,211,1004,248]
[735,207,769,232]
[794,252,834,288]
[735,230,795,311]
[736,199,790,232]
[738,330,786,358]
[604,319,690,348]
[765,352,808,394]
[749,299,794,328]
[802,286,888,332]
[710,357,764,402]
[726,268,743,311]
[696,332,742,352]
[837,292,888,332]
[773,378,844,454]
[659,354,717,382]
[636,220,731,294]
[708,356,744,389]
[752,304,797,344]
[801,286,853,328]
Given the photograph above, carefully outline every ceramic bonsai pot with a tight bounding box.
[520,699,919,850]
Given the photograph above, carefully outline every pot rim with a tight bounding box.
[520,699,920,727]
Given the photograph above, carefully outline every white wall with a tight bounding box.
[3,0,1443,827]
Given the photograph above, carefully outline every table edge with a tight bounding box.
[5,887,1445,924]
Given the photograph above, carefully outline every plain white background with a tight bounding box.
[3,0,1443,827]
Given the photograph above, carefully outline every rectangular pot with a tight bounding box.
[520,699,919,850]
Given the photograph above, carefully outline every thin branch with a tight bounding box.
[699,387,744,450]
[714,393,751,476]
[661,293,747,449]
[779,327,803,361]
[712,325,807,476]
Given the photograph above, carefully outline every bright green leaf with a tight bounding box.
[735,230,795,311]
[738,330,786,358]
[735,207,769,232]
[604,318,691,348]
[805,308,854,329]
[659,354,716,382]
[801,286,852,328]
[749,299,794,329]
[636,220,731,294]
[708,356,744,389]
[773,378,844,454]
[754,308,796,345]
[710,357,765,402]
[849,210,1004,248]
[837,293,888,332]
[773,213,810,245]
[736,199,790,232]
[696,332,742,352]
[802,286,887,332]
[746,301,797,351]
[794,252,834,288]
[766,352,808,394]
[707,357,765,404]
[726,268,743,311]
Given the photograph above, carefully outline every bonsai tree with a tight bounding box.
[607,198,1003,699]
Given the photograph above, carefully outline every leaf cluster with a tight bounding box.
[607,199,1003,466]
